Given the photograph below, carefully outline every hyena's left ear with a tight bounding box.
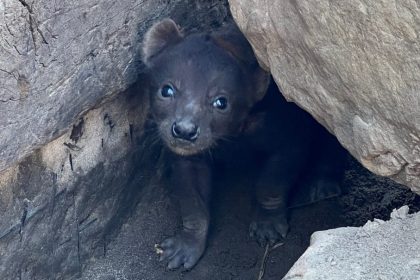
[252,66,270,103]
[211,24,270,102]
[142,18,184,66]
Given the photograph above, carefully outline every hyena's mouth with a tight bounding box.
[170,146,203,156]
[158,123,212,156]
[158,134,211,156]
[165,139,210,156]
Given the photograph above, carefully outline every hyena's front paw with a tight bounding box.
[249,209,289,246]
[156,231,206,270]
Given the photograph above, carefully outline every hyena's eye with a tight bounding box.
[160,85,175,98]
[212,96,228,110]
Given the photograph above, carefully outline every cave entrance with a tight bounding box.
[79,81,419,280]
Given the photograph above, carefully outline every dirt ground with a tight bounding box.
[82,156,420,280]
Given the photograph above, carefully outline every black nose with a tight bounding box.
[172,121,199,142]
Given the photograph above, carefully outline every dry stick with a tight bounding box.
[257,244,270,280]
[257,242,284,280]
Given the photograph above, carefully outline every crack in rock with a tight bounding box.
[0,97,25,103]
[17,0,48,53]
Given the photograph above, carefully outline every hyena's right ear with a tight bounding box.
[142,19,184,66]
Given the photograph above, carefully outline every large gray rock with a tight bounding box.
[0,83,158,279]
[0,0,230,173]
[283,206,420,280]
[229,0,420,193]
[1,0,139,172]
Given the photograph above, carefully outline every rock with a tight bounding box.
[0,0,230,173]
[283,206,420,280]
[0,1,230,279]
[0,83,154,279]
[229,0,420,193]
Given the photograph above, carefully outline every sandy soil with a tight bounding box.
[81,156,419,280]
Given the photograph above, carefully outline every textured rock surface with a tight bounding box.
[0,0,230,173]
[0,1,230,279]
[0,84,154,279]
[283,206,420,280]
[229,0,420,193]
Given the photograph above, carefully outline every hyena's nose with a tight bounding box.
[172,121,199,142]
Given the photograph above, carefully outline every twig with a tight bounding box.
[257,242,284,280]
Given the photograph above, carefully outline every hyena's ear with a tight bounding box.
[211,24,270,102]
[142,19,184,66]
[252,66,270,103]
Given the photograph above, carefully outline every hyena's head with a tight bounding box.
[142,19,269,156]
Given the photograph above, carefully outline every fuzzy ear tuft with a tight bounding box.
[211,24,270,102]
[211,28,254,68]
[142,19,184,66]
[253,67,270,103]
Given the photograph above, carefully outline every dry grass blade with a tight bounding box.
[257,242,285,280]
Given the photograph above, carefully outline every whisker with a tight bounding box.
[207,148,214,163]
[213,133,237,144]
